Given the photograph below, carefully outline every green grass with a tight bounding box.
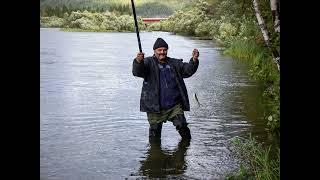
[226,136,280,180]
[223,40,266,63]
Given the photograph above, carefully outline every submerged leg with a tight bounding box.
[149,122,163,139]
[172,114,191,140]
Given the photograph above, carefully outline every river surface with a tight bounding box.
[40,28,269,179]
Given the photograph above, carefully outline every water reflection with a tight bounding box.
[139,138,190,178]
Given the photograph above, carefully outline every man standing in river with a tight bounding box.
[132,37,199,140]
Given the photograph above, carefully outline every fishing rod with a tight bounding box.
[130,0,142,52]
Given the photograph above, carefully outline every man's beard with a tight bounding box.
[158,54,166,61]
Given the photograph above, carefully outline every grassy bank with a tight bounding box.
[226,136,280,180]
[222,40,279,180]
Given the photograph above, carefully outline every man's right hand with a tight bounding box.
[136,52,144,63]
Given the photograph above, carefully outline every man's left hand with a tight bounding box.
[192,49,199,61]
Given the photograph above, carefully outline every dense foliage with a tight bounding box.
[40,0,189,17]
[40,10,143,32]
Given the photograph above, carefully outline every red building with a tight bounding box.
[142,18,168,23]
[142,18,168,27]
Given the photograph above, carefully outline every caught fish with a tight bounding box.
[193,93,201,107]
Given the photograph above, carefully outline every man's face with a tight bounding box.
[154,47,168,62]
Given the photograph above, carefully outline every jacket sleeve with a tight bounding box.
[180,58,199,78]
[132,58,148,78]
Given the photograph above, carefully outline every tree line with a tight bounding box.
[40,4,132,17]
[40,0,188,18]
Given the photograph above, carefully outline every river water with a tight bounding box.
[40,28,269,179]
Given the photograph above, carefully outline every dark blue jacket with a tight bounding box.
[132,55,199,112]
